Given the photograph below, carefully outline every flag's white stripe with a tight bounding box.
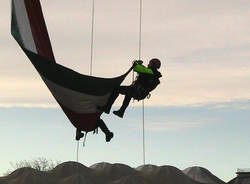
[14,0,37,53]
[42,76,110,114]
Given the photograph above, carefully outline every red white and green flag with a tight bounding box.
[11,0,129,131]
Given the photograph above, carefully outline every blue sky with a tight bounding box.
[0,0,249,182]
[0,102,249,181]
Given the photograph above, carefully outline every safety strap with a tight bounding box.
[93,128,98,134]
[83,132,88,147]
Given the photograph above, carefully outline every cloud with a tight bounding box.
[124,120,204,132]
[145,121,203,132]
[0,103,58,108]
[201,100,250,110]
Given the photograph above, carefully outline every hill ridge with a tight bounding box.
[0,162,226,184]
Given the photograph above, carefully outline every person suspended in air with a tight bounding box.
[75,117,114,142]
[98,58,162,118]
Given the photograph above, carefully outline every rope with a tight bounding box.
[138,0,145,165]
[76,0,95,165]
[133,0,143,82]
[142,100,145,165]
[76,1,95,183]
[90,0,95,76]
[76,140,80,183]
[139,0,142,60]
[83,132,87,147]
[76,140,79,162]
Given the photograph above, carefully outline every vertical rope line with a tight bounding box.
[142,99,145,165]
[83,133,87,147]
[77,141,79,162]
[90,0,95,76]
[76,140,80,183]
[139,0,145,165]
[76,1,95,182]
[133,0,143,83]
[139,0,142,60]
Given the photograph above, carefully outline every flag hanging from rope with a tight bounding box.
[11,0,130,131]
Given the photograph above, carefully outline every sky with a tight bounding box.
[0,0,249,182]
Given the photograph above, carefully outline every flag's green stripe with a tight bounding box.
[24,49,128,96]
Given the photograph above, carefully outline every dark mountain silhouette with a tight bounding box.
[183,166,226,184]
[138,165,202,184]
[136,164,158,173]
[90,162,137,183]
[0,162,228,184]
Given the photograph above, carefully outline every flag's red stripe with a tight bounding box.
[23,0,101,132]
[24,0,55,62]
[59,102,102,132]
